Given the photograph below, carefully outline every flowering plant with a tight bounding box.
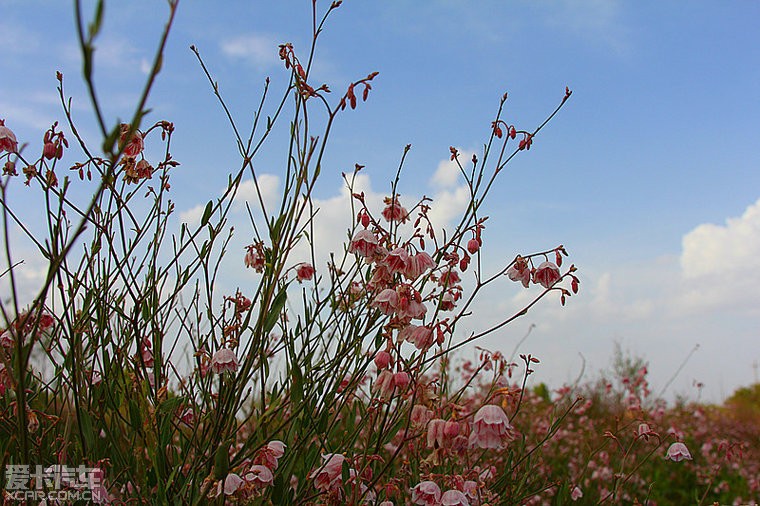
[1,2,757,505]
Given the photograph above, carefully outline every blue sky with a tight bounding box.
[2,1,759,402]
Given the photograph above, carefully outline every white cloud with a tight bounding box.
[671,198,760,316]
[681,197,760,278]
[0,228,49,309]
[429,149,473,189]
[221,34,279,68]
[234,174,281,211]
[179,204,205,225]
[425,185,471,234]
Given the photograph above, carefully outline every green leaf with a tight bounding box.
[88,0,105,39]
[79,409,95,450]
[291,365,303,405]
[272,474,284,504]
[201,200,213,226]
[270,213,286,243]
[341,460,351,498]
[128,399,142,429]
[158,395,185,416]
[214,442,230,479]
[263,288,288,333]
[317,409,329,434]
[91,236,101,256]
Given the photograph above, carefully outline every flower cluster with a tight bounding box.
[213,440,287,499]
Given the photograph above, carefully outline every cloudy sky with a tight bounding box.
[2,1,759,402]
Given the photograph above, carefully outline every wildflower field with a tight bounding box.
[1,1,758,504]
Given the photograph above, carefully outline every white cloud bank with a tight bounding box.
[681,197,760,278]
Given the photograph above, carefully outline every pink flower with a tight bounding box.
[469,404,513,449]
[466,238,480,254]
[310,453,346,492]
[506,260,531,288]
[43,140,63,160]
[368,264,393,290]
[82,466,111,504]
[444,420,460,438]
[245,244,266,272]
[405,251,435,280]
[38,313,55,331]
[374,350,393,370]
[296,263,315,282]
[439,268,461,287]
[373,369,395,398]
[267,440,286,458]
[382,196,409,223]
[463,480,478,500]
[441,489,470,506]
[245,465,274,488]
[439,291,456,311]
[393,371,410,390]
[411,481,441,505]
[411,404,433,427]
[349,229,379,257]
[397,298,427,321]
[427,419,446,448]
[666,442,692,462]
[0,120,18,153]
[399,324,435,351]
[140,338,154,368]
[219,473,245,496]
[571,486,583,501]
[371,288,399,315]
[211,348,239,374]
[384,247,409,274]
[533,261,561,288]
[636,422,654,441]
[255,440,287,470]
[119,124,144,157]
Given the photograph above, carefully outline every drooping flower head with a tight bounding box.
[404,251,435,280]
[211,348,239,374]
[245,465,274,488]
[382,196,409,223]
[349,229,379,258]
[296,263,315,282]
[371,288,399,315]
[533,261,561,288]
[441,489,470,506]
[310,453,346,492]
[219,473,245,496]
[411,481,441,506]
[384,247,409,274]
[469,404,513,449]
[119,123,144,157]
[244,243,266,272]
[665,442,692,462]
[506,257,531,288]
[0,120,18,154]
